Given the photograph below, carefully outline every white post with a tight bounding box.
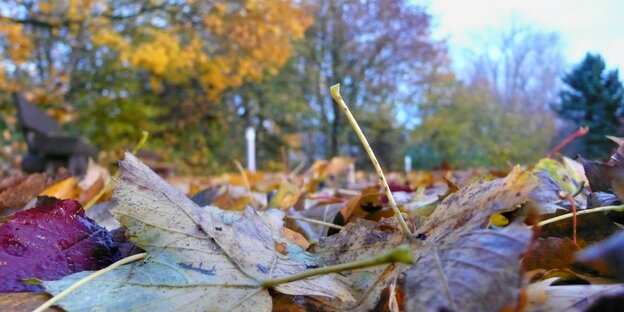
[245,127,256,172]
[348,162,355,185]
[404,155,412,173]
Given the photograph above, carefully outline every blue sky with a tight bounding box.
[426,0,624,75]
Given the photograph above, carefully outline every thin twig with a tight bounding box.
[547,126,589,158]
[33,253,148,312]
[260,245,413,287]
[285,216,344,230]
[330,84,413,239]
[538,205,624,227]
[560,192,577,244]
[289,160,306,177]
[233,159,256,208]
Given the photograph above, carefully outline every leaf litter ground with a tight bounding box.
[2,143,624,311]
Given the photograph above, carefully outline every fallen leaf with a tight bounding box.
[285,203,344,240]
[268,181,302,210]
[0,172,63,212]
[540,209,620,245]
[39,177,79,199]
[309,217,416,311]
[0,292,60,312]
[534,158,581,195]
[580,149,624,201]
[0,199,120,292]
[526,277,624,312]
[44,153,352,311]
[404,167,538,312]
[529,171,585,215]
[523,237,580,271]
[577,231,624,281]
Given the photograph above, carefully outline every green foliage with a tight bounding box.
[412,84,555,168]
[554,53,624,159]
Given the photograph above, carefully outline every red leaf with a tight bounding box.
[0,199,120,292]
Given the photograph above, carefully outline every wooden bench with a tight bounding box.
[13,92,98,176]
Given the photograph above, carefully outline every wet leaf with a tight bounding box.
[0,199,119,292]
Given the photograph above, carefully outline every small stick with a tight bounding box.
[537,205,624,227]
[286,216,344,230]
[33,252,148,312]
[330,84,413,239]
[84,131,149,210]
[260,245,413,287]
[547,126,589,158]
[289,160,306,177]
[233,159,256,208]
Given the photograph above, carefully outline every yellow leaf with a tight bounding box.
[40,177,79,200]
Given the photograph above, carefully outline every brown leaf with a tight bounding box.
[577,231,624,281]
[0,172,61,212]
[309,217,417,311]
[0,292,61,312]
[540,210,620,245]
[404,167,538,312]
[580,153,624,200]
[523,237,580,271]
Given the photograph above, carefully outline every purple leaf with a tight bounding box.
[0,199,120,292]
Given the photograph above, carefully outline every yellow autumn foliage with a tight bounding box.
[0,0,312,99]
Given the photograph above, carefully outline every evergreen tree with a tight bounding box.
[555,53,624,159]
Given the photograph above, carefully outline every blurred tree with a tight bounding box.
[412,82,555,168]
[409,23,563,169]
[554,53,624,159]
[0,0,312,172]
[466,22,565,111]
[263,0,444,170]
[466,23,563,155]
[220,0,445,171]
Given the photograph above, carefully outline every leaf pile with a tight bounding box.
[3,145,624,311]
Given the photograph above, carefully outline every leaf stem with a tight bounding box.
[547,126,589,158]
[285,216,344,230]
[260,244,413,287]
[84,131,149,210]
[538,205,624,227]
[330,84,413,239]
[33,252,147,312]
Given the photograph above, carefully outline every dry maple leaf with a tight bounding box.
[404,167,538,312]
[309,217,417,311]
[43,153,352,311]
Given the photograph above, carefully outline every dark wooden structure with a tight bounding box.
[13,92,97,176]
